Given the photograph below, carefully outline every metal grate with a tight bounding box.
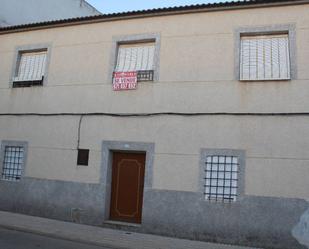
[137,70,154,82]
[204,155,239,202]
[2,146,24,181]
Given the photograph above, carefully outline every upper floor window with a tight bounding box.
[240,34,290,81]
[13,49,47,87]
[114,42,155,82]
[11,44,51,88]
[110,34,160,87]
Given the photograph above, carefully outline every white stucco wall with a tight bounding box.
[0,0,100,27]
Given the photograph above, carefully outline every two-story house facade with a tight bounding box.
[0,0,309,248]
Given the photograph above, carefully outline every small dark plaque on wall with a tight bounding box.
[77,149,89,166]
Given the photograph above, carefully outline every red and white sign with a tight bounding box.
[113,71,137,91]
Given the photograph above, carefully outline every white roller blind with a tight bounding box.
[114,42,155,72]
[14,51,47,82]
[240,34,290,80]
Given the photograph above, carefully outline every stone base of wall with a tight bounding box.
[0,178,307,249]
[142,190,308,249]
[0,177,105,226]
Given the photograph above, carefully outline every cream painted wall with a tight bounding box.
[0,115,309,200]
[0,4,309,200]
[0,5,309,113]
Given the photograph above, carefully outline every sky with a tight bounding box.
[87,0,239,14]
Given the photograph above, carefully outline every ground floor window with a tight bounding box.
[200,149,245,203]
[205,155,239,202]
[0,141,28,181]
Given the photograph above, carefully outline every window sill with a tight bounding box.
[0,178,21,182]
[203,198,238,205]
[239,78,291,82]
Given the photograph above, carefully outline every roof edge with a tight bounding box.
[0,0,309,35]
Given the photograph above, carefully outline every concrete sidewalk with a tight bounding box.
[0,211,259,249]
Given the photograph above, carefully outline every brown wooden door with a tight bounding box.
[110,152,146,224]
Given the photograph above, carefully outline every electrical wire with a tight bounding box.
[0,112,309,117]
[77,115,84,150]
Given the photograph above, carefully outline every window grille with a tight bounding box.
[137,70,154,81]
[114,42,155,82]
[1,146,24,181]
[204,155,238,202]
[240,34,290,80]
[13,50,47,86]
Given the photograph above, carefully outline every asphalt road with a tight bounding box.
[0,227,113,249]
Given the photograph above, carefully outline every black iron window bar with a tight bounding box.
[2,146,24,181]
[13,76,44,88]
[204,155,239,203]
[137,70,154,82]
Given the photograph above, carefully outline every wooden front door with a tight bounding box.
[110,152,146,224]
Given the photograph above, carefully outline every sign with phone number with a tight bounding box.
[113,72,137,91]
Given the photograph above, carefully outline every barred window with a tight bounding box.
[240,34,290,81]
[114,42,155,81]
[13,50,47,87]
[1,146,24,181]
[204,155,239,202]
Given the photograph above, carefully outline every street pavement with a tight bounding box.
[0,211,260,249]
[0,227,111,249]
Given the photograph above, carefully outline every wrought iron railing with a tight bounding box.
[13,77,44,88]
[137,70,154,82]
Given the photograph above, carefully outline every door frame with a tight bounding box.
[101,141,155,223]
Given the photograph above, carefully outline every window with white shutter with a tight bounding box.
[13,50,47,87]
[240,34,290,81]
[114,42,155,81]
